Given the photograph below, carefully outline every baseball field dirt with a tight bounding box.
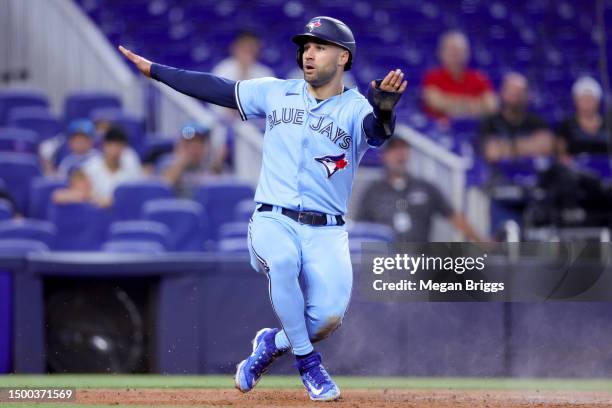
[1,375,611,407]
[74,388,612,407]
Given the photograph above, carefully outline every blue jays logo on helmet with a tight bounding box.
[315,153,349,178]
[306,19,322,32]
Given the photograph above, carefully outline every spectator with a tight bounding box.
[212,30,274,81]
[479,72,554,163]
[52,169,111,207]
[160,124,217,197]
[556,76,610,158]
[56,119,99,176]
[82,126,143,203]
[422,30,497,122]
[356,137,484,242]
[210,31,273,172]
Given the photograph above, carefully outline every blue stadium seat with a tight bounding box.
[7,107,62,141]
[233,199,255,222]
[0,127,39,154]
[0,199,13,221]
[0,219,57,247]
[218,222,248,239]
[194,180,254,241]
[217,237,249,253]
[108,220,170,248]
[0,238,49,254]
[63,91,121,124]
[48,203,112,250]
[142,198,207,251]
[112,179,174,221]
[347,222,395,252]
[217,221,249,252]
[0,89,48,125]
[0,153,42,215]
[29,177,67,219]
[102,239,166,253]
[347,222,395,242]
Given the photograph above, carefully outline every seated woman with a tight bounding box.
[52,169,111,208]
[556,76,610,159]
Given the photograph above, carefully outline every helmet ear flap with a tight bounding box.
[296,45,304,69]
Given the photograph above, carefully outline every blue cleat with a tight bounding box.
[234,328,285,393]
[296,352,341,401]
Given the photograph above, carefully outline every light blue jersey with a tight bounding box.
[235,78,374,216]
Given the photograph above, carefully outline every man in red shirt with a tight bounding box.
[422,31,497,122]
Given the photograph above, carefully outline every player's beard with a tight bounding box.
[304,64,338,88]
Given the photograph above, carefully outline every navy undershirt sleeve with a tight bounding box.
[150,63,238,109]
[363,110,396,147]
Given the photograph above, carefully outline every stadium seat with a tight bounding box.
[217,237,249,253]
[102,239,166,253]
[108,220,170,248]
[7,107,62,141]
[217,221,249,253]
[0,89,48,125]
[0,219,57,247]
[142,198,207,251]
[0,127,39,154]
[28,177,67,219]
[0,238,49,254]
[347,222,395,252]
[48,203,112,250]
[347,222,395,242]
[63,91,121,124]
[0,153,42,215]
[218,222,249,239]
[194,180,254,241]
[233,199,256,222]
[112,179,174,221]
[0,199,13,221]
[142,135,175,159]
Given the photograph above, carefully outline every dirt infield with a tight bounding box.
[76,388,612,407]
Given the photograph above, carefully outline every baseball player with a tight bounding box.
[120,16,406,401]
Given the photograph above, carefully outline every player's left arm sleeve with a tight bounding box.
[150,63,238,109]
[362,110,396,147]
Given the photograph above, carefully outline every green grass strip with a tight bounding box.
[0,375,611,392]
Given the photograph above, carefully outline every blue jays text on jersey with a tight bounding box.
[235,77,375,216]
[267,108,353,150]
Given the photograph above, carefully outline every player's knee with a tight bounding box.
[310,314,343,342]
[308,303,346,342]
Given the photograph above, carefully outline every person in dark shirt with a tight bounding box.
[479,72,554,163]
[556,76,610,158]
[356,137,484,242]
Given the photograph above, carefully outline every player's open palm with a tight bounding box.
[118,45,153,77]
[369,69,407,111]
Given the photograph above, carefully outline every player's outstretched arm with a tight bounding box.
[363,69,407,146]
[118,45,238,109]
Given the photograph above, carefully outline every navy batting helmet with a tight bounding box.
[292,16,356,71]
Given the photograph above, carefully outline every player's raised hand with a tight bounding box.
[118,45,153,77]
[372,69,408,94]
[368,69,407,111]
